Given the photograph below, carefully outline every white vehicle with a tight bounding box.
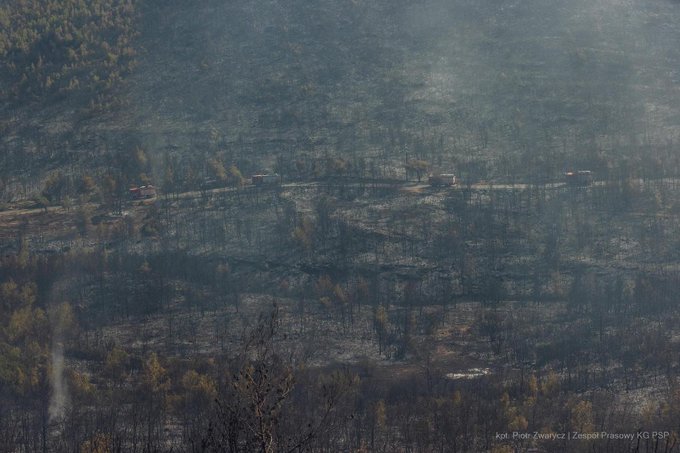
[565,170,593,186]
[428,173,456,187]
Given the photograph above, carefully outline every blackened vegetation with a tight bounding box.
[3,0,680,451]
[1,175,680,452]
[201,307,357,453]
[4,0,680,203]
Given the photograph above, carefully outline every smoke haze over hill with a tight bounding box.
[2,0,680,191]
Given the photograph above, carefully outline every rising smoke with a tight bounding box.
[49,340,68,423]
[48,303,73,424]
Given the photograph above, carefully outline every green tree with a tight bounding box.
[138,353,171,450]
[208,158,228,184]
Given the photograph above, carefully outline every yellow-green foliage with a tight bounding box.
[0,280,50,396]
[0,0,138,102]
[179,370,217,411]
